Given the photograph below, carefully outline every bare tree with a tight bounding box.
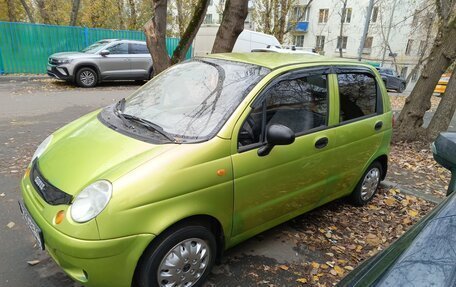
[144,0,210,74]
[117,0,126,29]
[395,0,456,142]
[212,0,249,53]
[6,0,17,22]
[70,0,81,26]
[338,0,348,58]
[128,0,137,29]
[19,0,35,23]
[35,0,51,23]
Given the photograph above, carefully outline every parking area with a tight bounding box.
[0,78,439,286]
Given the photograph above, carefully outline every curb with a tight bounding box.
[0,75,48,82]
[381,180,443,204]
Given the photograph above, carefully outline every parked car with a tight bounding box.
[251,45,319,55]
[47,39,153,88]
[21,53,392,287]
[434,73,451,96]
[193,24,281,56]
[338,132,456,287]
[376,67,407,93]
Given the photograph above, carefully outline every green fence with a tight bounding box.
[0,21,192,74]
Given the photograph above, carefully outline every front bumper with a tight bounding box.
[20,176,155,287]
[46,64,73,81]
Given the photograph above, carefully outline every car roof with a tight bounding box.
[102,39,146,44]
[205,52,364,70]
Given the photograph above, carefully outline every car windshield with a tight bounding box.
[81,40,112,54]
[122,58,270,142]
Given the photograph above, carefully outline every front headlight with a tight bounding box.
[56,59,72,64]
[31,135,53,163]
[70,180,112,223]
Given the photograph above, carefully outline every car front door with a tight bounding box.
[128,43,152,79]
[97,42,131,80]
[327,67,387,199]
[231,68,337,238]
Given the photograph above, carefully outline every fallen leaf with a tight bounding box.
[0,193,5,197]
[27,260,40,266]
[279,265,289,271]
[334,265,345,276]
[408,209,419,217]
[7,222,15,229]
[311,262,320,269]
[296,278,308,284]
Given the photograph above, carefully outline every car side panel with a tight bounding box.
[129,53,152,79]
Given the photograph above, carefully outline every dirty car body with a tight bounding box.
[21,53,392,287]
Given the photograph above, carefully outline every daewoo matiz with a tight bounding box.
[20,53,392,287]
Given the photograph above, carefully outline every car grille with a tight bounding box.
[48,58,59,65]
[30,160,73,205]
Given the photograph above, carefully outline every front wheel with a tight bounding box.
[136,225,216,287]
[75,67,98,88]
[350,162,383,206]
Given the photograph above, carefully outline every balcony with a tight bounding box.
[291,21,309,32]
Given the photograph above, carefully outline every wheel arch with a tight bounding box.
[74,63,101,83]
[373,154,388,180]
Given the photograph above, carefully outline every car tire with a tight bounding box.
[75,67,98,88]
[136,225,216,287]
[397,83,406,93]
[149,69,154,80]
[350,161,383,206]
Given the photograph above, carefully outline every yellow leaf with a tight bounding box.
[320,264,329,269]
[334,265,345,276]
[384,197,396,206]
[296,278,308,284]
[408,209,419,217]
[344,266,354,271]
[311,262,320,269]
[330,269,337,276]
[279,265,289,270]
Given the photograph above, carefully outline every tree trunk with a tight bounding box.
[176,0,186,37]
[70,0,81,26]
[117,0,125,29]
[426,72,456,141]
[35,0,51,23]
[171,0,209,63]
[19,0,35,23]
[6,0,17,22]
[212,0,248,53]
[339,0,347,58]
[144,0,171,74]
[395,23,456,141]
[128,0,137,29]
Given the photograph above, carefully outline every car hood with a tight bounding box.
[50,52,97,59]
[37,111,176,196]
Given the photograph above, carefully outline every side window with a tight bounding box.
[239,74,328,148]
[129,43,149,54]
[107,43,128,54]
[338,73,377,122]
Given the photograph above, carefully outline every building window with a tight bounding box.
[204,14,213,24]
[316,35,325,51]
[401,67,408,78]
[412,10,419,26]
[363,37,373,54]
[319,9,329,23]
[294,35,305,47]
[418,40,426,55]
[405,39,414,55]
[337,36,348,50]
[371,6,379,23]
[291,5,310,22]
[342,8,352,23]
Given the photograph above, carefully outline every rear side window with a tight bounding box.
[239,74,328,148]
[338,73,377,122]
[107,43,128,54]
[129,43,149,54]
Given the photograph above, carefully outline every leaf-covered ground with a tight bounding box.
[389,94,441,111]
[206,187,435,286]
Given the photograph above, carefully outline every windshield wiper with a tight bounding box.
[114,98,132,128]
[122,113,178,143]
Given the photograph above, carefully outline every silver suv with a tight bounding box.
[47,39,153,88]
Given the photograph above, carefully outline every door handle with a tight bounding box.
[315,137,329,149]
[374,121,383,131]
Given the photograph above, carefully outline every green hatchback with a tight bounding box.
[20,53,392,287]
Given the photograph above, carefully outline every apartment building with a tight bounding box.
[287,0,434,91]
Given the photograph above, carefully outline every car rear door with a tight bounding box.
[230,67,338,238]
[128,43,152,79]
[97,42,131,80]
[327,66,387,198]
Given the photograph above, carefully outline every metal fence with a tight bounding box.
[0,21,191,74]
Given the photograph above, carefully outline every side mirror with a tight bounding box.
[100,50,110,56]
[258,124,295,157]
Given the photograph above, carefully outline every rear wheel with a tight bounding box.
[136,225,216,287]
[75,67,97,88]
[350,161,383,206]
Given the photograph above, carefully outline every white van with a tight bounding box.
[193,24,281,57]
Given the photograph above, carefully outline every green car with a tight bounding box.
[20,53,392,287]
